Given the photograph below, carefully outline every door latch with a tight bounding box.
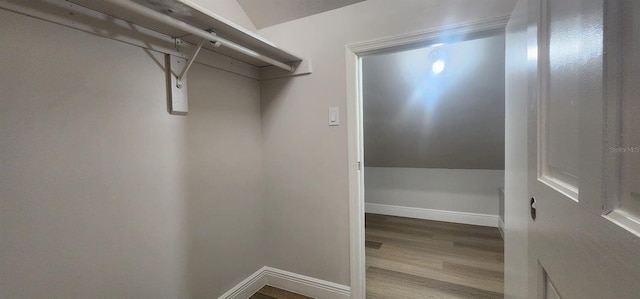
[530,197,537,220]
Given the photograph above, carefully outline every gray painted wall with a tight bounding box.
[0,9,264,297]
[363,33,506,169]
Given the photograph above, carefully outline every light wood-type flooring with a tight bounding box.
[366,213,504,298]
[250,285,312,299]
[249,214,503,299]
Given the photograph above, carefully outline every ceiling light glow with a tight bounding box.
[432,60,445,74]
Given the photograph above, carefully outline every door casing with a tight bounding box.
[345,16,510,297]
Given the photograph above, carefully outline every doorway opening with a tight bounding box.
[346,17,509,297]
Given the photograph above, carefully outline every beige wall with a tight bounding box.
[0,8,263,298]
[259,0,517,285]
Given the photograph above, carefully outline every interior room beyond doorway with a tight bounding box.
[361,31,507,296]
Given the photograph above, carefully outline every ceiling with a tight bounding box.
[362,33,506,170]
[236,0,365,29]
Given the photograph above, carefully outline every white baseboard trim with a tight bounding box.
[498,218,505,239]
[264,267,350,299]
[218,266,350,299]
[366,203,499,228]
[217,267,268,299]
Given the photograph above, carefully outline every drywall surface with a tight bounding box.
[184,64,264,297]
[237,0,365,29]
[0,9,263,298]
[258,0,517,285]
[193,0,258,32]
[365,167,504,215]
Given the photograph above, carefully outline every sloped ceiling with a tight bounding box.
[363,33,506,170]
[236,0,365,29]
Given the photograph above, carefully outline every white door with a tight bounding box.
[525,0,640,298]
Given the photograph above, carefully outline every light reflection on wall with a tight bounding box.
[392,35,493,123]
[362,32,506,169]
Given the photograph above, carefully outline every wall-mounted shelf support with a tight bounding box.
[166,55,188,115]
[176,38,206,89]
[169,35,222,114]
[166,37,207,115]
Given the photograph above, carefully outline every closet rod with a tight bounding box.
[101,0,295,72]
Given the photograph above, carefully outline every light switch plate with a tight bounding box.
[328,107,339,126]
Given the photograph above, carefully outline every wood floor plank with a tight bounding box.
[367,234,504,271]
[367,275,462,299]
[382,215,501,237]
[367,251,503,294]
[367,234,504,264]
[453,241,504,253]
[250,285,312,299]
[372,216,503,242]
[366,240,383,249]
[366,233,504,273]
[442,262,504,281]
[250,293,276,299]
[368,221,502,241]
[432,234,504,248]
[365,213,390,223]
[366,214,504,298]
[365,230,451,248]
[368,267,503,299]
[367,251,443,271]
[366,230,504,261]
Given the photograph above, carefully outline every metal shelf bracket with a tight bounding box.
[176,38,205,89]
[167,35,220,115]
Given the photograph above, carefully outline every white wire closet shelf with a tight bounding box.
[67,0,304,71]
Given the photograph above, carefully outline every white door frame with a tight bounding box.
[345,16,510,298]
